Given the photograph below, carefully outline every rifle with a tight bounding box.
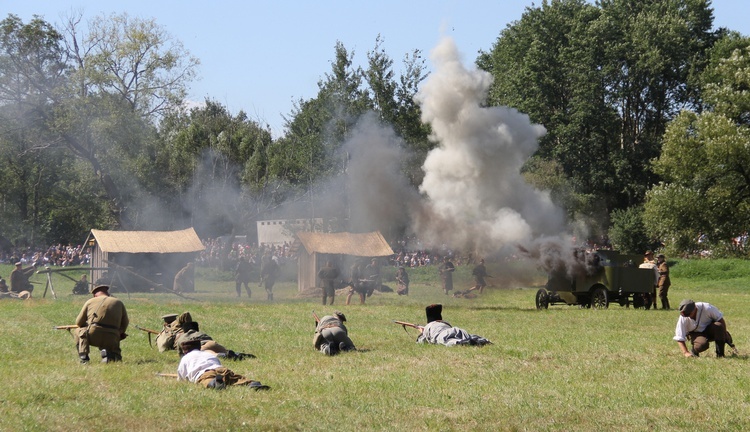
[135,325,160,348]
[392,320,423,333]
[54,324,79,338]
[312,310,320,324]
[155,373,178,378]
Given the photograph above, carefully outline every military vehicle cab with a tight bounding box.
[535,250,656,309]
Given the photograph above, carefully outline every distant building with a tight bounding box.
[256,219,324,246]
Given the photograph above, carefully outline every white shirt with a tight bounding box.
[673,302,723,342]
[177,349,221,382]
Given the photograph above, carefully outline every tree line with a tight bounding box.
[0,0,748,257]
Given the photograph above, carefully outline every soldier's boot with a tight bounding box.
[329,295,335,306]
[248,381,270,391]
[320,343,332,355]
[267,292,273,301]
[207,375,226,390]
[662,298,670,310]
[245,287,252,298]
[716,342,726,358]
[79,352,90,364]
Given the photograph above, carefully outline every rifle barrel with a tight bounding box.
[135,325,159,335]
[54,325,79,330]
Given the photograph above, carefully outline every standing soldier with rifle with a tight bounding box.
[74,284,129,363]
[260,253,280,301]
[438,256,455,296]
[234,256,253,298]
[318,260,340,306]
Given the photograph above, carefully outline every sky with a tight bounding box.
[5,0,750,138]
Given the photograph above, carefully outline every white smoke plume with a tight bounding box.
[412,37,567,256]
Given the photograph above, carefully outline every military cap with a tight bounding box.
[657,253,666,259]
[161,313,178,324]
[426,304,443,323]
[90,284,109,294]
[679,299,696,316]
[644,250,653,256]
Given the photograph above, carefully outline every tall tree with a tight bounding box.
[478,0,717,234]
[0,13,198,230]
[645,34,750,255]
[153,100,274,236]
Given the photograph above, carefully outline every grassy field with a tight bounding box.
[1,259,748,431]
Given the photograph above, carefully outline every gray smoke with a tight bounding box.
[412,37,567,256]
[343,112,420,234]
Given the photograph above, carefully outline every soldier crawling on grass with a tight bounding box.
[155,311,254,360]
[177,332,269,390]
[313,311,356,355]
[415,304,491,347]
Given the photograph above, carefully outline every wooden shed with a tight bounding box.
[295,231,394,292]
[84,228,204,292]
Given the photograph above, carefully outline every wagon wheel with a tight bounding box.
[590,287,609,309]
[535,288,549,310]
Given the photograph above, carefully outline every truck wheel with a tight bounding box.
[535,288,549,310]
[590,287,609,309]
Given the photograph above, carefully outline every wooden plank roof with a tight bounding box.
[295,231,394,257]
[90,228,204,253]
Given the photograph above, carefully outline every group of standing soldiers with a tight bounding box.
[234,253,280,301]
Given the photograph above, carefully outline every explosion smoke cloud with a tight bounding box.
[412,37,566,255]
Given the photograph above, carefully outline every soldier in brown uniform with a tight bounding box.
[317,261,340,305]
[656,254,671,310]
[74,284,129,363]
[10,261,36,294]
[173,262,195,293]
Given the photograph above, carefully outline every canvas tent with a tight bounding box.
[84,228,204,292]
[295,231,394,292]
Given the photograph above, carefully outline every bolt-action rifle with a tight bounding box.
[392,320,424,333]
[312,310,320,324]
[135,325,160,348]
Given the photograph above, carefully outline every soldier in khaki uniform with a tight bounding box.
[173,262,195,293]
[74,284,129,363]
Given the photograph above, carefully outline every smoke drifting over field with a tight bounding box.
[331,37,580,284]
[410,37,567,256]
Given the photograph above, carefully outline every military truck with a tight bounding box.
[535,250,656,309]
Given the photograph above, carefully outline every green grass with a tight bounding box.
[1,259,748,431]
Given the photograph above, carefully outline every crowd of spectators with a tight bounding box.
[0,244,90,267]
[198,237,294,270]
